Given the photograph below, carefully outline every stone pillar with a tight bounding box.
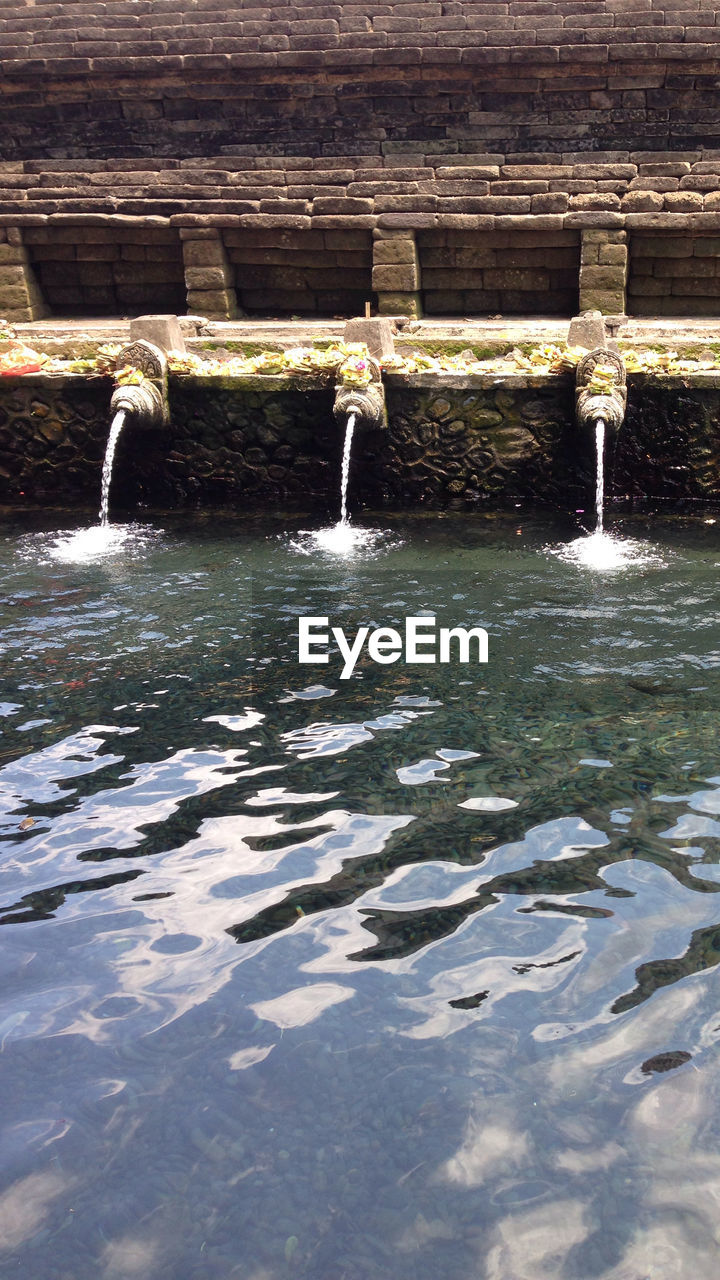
[372,229,422,318]
[578,229,627,317]
[0,228,48,322]
[180,228,239,319]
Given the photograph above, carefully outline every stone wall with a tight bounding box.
[3,1,720,319]
[628,232,720,317]
[23,223,186,317]
[2,370,720,513]
[417,228,580,316]
[2,1,720,160]
[225,228,374,316]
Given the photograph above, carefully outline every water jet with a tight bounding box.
[332,354,386,526]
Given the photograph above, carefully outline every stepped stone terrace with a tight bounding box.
[3,0,720,322]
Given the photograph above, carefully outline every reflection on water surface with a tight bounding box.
[1,510,720,1279]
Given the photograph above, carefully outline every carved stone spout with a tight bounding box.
[111,339,169,429]
[575,347,627,433]
[333,354,386,429]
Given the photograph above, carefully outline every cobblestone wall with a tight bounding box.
[1,371,720,513]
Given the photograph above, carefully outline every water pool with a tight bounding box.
[1,508,719,1280]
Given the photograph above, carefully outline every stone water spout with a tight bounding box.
[110,339,170,429]
[331,355,386,529]
[332,355,386,432]
[575,347,627,537]
[575,347,627,435]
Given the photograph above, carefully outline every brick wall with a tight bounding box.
[224,229,374,315]
[3,1,720,319]
[23,225,186,316]
[2,1,720,162]
[629,233,720,317]
[418,229,579,315]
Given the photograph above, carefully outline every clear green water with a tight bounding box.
[1,509,720,1280]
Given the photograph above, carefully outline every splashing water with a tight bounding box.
[15,522,163,564]
[552,417,663,570]
[297,522,388,557]
[555,530,664,571]
[99,410,126,528]
[290,410,378,556]
[594,417,605,534]
[339,410,356,527]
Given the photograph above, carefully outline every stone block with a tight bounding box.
[693,238,720,255]
[629,177,680,192]
[372,264,420,291]
[484,268,550,290]
[580,265,626,290]
[130,314,186,353]
[76,243,121,260]
[376,291,422,318]
[474,197,533,213]
[184,266,232,290]
[573,164,637,180]
[0,244,27,265]
[583,230,626,243]
[183,239,226,265]
[621,191,664,212]
[495,215,568,232]
[373,239,416,264]
[599,243,628,265]
[578,288,626,314]
[569,194,622,212]
[631,234,690,257]
[435,166,501,181]
[311,194,371,215]
[377,214,438,229]
[344,317,395,360]
[0,285,33,308]
[3,307,34,323]
[0,266,28,286]
[653,257,715,279]
[565,213,626,229]
[638,162,692,176]
[186,288,238,318]
[531,193,569,213]
[680,175,720,191]
[665,191,704,211]
[567,310,606,349]
[627,278,666,298]
[374,196,438,213]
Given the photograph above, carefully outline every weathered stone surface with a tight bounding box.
[344,316,395,359]
[376,290,422,317]
[622,190,664,213]
[4,365,720,511]
[2,0,720,326]
[372,238,417,264]
[567,310,606,350]
[579,288,626,314]
[129,314,186,354]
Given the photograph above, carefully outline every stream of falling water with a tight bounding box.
[595,417,605,534]
[99,410,126,527]
[339,411,356,526]
[552,414,659,569]
[292,409,390,556]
